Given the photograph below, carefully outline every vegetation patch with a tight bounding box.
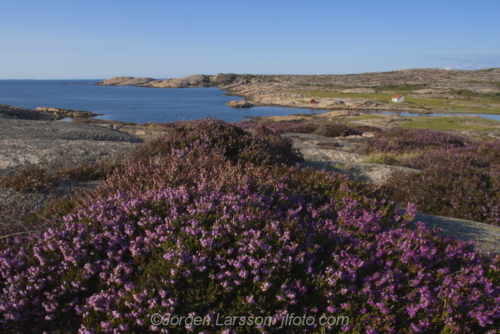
[375,83,428,91]
[1,119,499,333]
[365,128,465,154]
[382,141,500,225]
[313,123,362,137]
[400,116,500,131]
[235,121,320,134]
[0,120,500,334]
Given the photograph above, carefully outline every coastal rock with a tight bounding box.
[95,77,156,86]
[96,75,209,88]
[212,73,238,84]
[226,100,254,108]
[35,107,102,119]
[0,104,52,120]
[149,75,207,88]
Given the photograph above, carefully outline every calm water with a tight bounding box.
[1,80,499,123]
[0,80,324,123]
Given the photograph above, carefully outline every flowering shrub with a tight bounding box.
[234,121,320,134]
[266,122,320,134]
[313,124,362,138]
[366,129,465,154]
[0,120,499,333]
[132,119,303,166]
[2,175,500,333]
[382,141,500,225]
[234,122,380,136]
[352,125,382,133]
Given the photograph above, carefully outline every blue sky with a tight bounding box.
[1,0,499,79]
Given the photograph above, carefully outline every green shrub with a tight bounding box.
[313,124,362,137]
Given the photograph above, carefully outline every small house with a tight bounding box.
[310,99,317,103]
[392,95,404,103]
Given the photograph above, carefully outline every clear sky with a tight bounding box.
[1,0,499,79]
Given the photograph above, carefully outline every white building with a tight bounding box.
[392,95,404,103]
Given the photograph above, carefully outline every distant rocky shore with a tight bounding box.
[95,73,244,88]
[0,104,101,120]
[96,68,500,113]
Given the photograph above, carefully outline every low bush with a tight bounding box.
[313,124,362,138]
[381,141,500,225]
[132,119,303,166]
[2,160,500,333]
[0,162,116,193]
[315,141,341,150]
[1,120,499,333]
[234,122,320,134]
[366,128,465,154]
[351,125,382,133]
[267,122,320,134]
[362,153,402,166]
[0,166,56,191]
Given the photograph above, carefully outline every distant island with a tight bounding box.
[96,68,500,114]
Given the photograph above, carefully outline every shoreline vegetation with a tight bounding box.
[96,68,500,115]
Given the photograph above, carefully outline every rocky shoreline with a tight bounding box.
[0,104,102,120]
[95,68,500,114]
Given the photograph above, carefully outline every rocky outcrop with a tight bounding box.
[95,77,156,86]
[96,75,210,88]
[0,104,53,120]
[0,104,101,120]
[301,160,419,184]
[148,75,207,88]
[0,119,142,174]
[95,69,500,113]
[226,100,254,108]
[35,107,102,119]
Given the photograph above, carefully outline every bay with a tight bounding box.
[1,80,499,123]
[0,80,323,123]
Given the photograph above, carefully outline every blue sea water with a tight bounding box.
[1,80,499,123]
[0,80,324,123]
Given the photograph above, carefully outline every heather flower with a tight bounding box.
[0,120,498,334]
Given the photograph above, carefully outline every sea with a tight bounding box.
[0,80,325,123]
[1,80,500,123]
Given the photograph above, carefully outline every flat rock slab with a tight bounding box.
[301,161,419,184]
[409,212,500,254]
[0,181,102,235]
[0,138,138,173]
[0,119,143,142]
[287,132,367,157]
[300,149,365,163]
[0,119,142,174]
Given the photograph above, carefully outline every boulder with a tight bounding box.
[226,100,254,108]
